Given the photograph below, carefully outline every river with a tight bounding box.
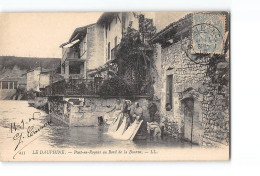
[0,100,190,151]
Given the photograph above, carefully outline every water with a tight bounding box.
[0,100,190,150]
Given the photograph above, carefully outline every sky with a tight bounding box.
[0,12,103,58]
[0,12,187,58]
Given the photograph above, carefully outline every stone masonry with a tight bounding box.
[157,35,229,147]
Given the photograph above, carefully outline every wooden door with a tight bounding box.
[183,98,195,143]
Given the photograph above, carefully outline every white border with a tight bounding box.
[1,0,260,175]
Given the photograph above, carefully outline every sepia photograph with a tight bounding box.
[0,11,230,161]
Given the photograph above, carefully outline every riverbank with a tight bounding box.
[0,100,191,149]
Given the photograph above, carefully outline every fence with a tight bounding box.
[44,78,150,97]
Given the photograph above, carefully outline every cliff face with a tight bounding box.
[0,56,61,79]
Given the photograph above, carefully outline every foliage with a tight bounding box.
[105,14,157,97]
[0,56,60,78]
[207,55,229,86]
[98,76,134,97]
[115,14,156,65]
[27,89,36,100]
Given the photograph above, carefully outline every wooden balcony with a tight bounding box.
[62,47,80,61]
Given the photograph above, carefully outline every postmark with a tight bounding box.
[192,13,226,54]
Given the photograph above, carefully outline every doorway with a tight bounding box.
[166,75,173,111]
[182,98,195,143]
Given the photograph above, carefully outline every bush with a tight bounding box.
[98,76,133,96]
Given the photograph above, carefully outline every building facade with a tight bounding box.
[39,71,51,90]
[27,68,41,91]
[60,23,105,80]
[151,13,230,146]
[0,77,26,100]
[27,67,52,92]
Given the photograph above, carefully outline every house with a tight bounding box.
[0,76,27,99]
[150,12,230,146]
[39,71,51,91]
[60,23,105,80]
[27,67,41,91]
[97,12,140,62]
[54,12,156,97]
[27,67,53,92]
[87,12,156,96]
[47,12,157,126]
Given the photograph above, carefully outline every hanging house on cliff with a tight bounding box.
[150,12,230,146]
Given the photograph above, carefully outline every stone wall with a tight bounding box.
[0,89,17,100]
[158,37,229,146]
[49,97,70,126]
[49,96,151,127]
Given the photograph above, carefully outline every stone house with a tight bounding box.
[150,12,230,146]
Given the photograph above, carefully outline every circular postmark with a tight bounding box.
[191,23,224,54]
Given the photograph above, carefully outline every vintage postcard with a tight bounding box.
[0,11,230,161]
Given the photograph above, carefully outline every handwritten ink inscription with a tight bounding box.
[7,112,52,159]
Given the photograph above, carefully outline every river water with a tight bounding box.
[0,100,190,151]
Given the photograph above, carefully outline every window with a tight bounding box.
[166,75,173,111]
[105,25,107,39]
[81,40,87,57]
[9,82,14,89]
[2,82,8,89]
[69,62,81,74]
[108,42,110,60]
[114,36,117,47]
[14,82,17,89]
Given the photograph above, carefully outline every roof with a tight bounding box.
[149,13,192,44]
[150,12,229,44]
[27,67,54,73]
[87,58,117,77]
[0,77,26,84]
[97,12,119,24]
[52,74,64,83]
[27,67,41,73]
[60,23,95,48]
